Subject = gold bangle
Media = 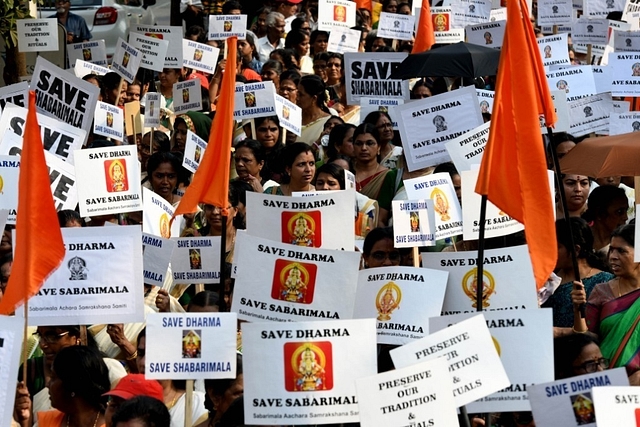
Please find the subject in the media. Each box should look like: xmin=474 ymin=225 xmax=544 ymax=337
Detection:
xmin=126 ymin=350 xmax=138 ymax=361
xmin=572 ymin=327 xmax=587 ymax=334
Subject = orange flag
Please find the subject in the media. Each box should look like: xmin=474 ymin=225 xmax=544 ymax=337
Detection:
xmin=412 ymin=0 xmax=435 ymax=54
xmin=475 ymin=0 xmax=557 ymax=290
xmin=355 ymin=0 xmax=372 ymax=12
xmin=0 ymin=91 xmax=65 ymax=315
xmin=174 ymin=37 xmax=237 ymax=217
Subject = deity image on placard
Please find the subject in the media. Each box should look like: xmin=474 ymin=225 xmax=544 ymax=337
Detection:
xmin=83 ymin=48 xmax=92 ymax=61
xmin=223 ymin=20 xmax=233 ymax=31
xmin=189 ymin=249 xmax=202 ymax=270
xmin=544 ymin=45 xmax=552 ymax=58
xmin=430 ymin=187 xmax=450 ymax=221
xmin=492 ymin=336 xmax=501 ymax=356
xmin=282 ymin=211 xmax=322 ymax=247
xmin=433 ymin=13 xmax=449 ymax=32
xmin=271 ymin=260 xmax=317 ymax=304
xmin=104 ymin=159 xmax=128 ymax=193
xmin=632 ymin=63 xmax=640 ymax=76
xmin=284 ymin=342 xmax=333 ymax=391
xmin=0 ymin=175 xmax=4 ymax=193
xmin=149 ymin=101 xmax=155 ymax=117
xmin=586 ymin=25 xmax=593 ymax=33
xmin=340 ymin=34 xmax=347 ymax=43
xmin=409 ymin=211 xmax=420 ymax=232
xmin=182 ymin=330 xmax=201 ymax=359
xmin=393 ymin=20 xmax=400 ymax=28
xmin=468 ymin=4 xmax=476 ymax=13
xmin=378 ymin=105 xmax=388 ymax=113
xmin=122 ymin=51 xmax=130 ymax=68
xmin=633 ymin=121 xmax=640 ymax=132
xmin=606 ymin=0 xmax=615 ymax=7
xmin=334 ymin=5 xmax=347 ymax=22
xmin=283 ymin=105 xmax=291 ymax=120
xmin=182 ymin=88 xmax=190 ymax=103
xmin=462 ymin=267 xmax=495 ymax=309
xmin=106 ymin=112 xmax=114 ymax=128
xmin=583 ymin=106 xmax=593 ymax=117
xmin=159 ymin=213 xmax=171 ymax=238
xmin=194 ymin=145 xmax=202 ymax=163
xmin=484 ymin=31 xmax=493 ymax=45
xmin=480 ymin=100 xmax=490 ymax=113
xmin=626 ymin=38 xmax=633 ymax=47
xmin=193 ymin=49 xmax=203 ymax=62
xmin=244 ymin=92 xmax=257 ymax=108
xmin=570 ymin=393 xmax=595 ymax=425
xmin=375 ymin=281 xmax=402 ymax=321
xmin=556 ymin=79 xmax=569 ymax=93
xmin=433 ymin=115 xmax=448 ymax=132
xmin=552 ymin=5 xmax=559 ymax=13
xmin=68 ymin=256 xmax=88 ymax=280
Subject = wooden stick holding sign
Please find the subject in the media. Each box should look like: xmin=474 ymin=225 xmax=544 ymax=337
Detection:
xmin=185 ymin=380 xmax=193 ymax=427
xmin=250 ymin=119 xmax=256 ymax=140
xmin=587 ymin=44 xmax=592 ymax=64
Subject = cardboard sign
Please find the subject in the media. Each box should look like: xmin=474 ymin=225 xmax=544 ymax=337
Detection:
xmin=0 ymin=316 xmax=23 ymax=427
xmin=173 ymin=79 xmax=202 ymax=114
xmin=610 ymin=51 xmax=640 ymax=96
xmin=613 ymin=99 xmax=631 ymax=112
xmin=142 ymin=233 xmax=176 ymax=287
xmin=378 ymin=12 xmax=416 ymax=40
xmin=567 ymin=92 xmax=611 ymax=137
xmin=476 ymin=89 xmax=494 ymax=114
xmin=0 ymin=82 xmax=28 ymax=111
xmin=352 ymin=266 xmax=447 ymax=345
xmin=430 ymin=309 xmax=554 ymax=412
xmin=242 ymin=319 xmax=377 ymax=425
xmin=129 ymin=32 xmax=170 ymax=72
xmin=144 ymin=92 xmax=161 ymax=128
xmin=234 ymin=81 xmax=277 ymax=119
xmin=0 ymin=156 xmax=19 ymax=224
xmin=540 ymin=90 xmax=571 ymax=133
xmin=444 ymin=121 xmax=490 ymax=172
xmin=391 ymin=199 xmax=437 ymax=248
xmin=585 ymin=0 xmax=624 ymax=17
xmin=73 ymin=59 xmax=110 ymax=78
xmin=537 ymin=33 xmax=571 ymax=67
xmin=145 ymin=312 xmax=238 ymax=379
xmin=572 ymin=19 xmax=609 ymax=44
xmin=183 ymin=39 xmax=220 ymax=75
xmin=68 ymin=40 xmax=108 ymax=68
xmin=245 ymin=191 xmax=356 ymax=250
xmin=528 ymin=368 xmax=629 ymax=427
xmin=0 ymin=210 xmax=8 ymax=231
xmin=592 ymin=66 xmax=612 ymax=93
xmin=613 ymin=30 xmax=640 ymax=51
xmin=327 ymin=28 xmax=361 ymax=54
xmin=275 ymin=94 xmax=302 ymax=136
xmin=93 ymin=101 xmax=125 ymax=141
xmin=610 ymin=111 xmax=640 ymax=135
xmin=344 ymin=52 xmax=409 ymax=105
xmin=30 ymin=56 xmax=100 ymax=134
xmin=17 ymin=19 xmax=58 ymax=52
xmin=397 ymin=86 xmax=484 ymax=171
xmin=112 ymin=38 xmax=143 ymax=84
xmin=208 ymin=14 xmax=247 ymax=40
xmin=538 ymin=0 xmax=573 ymax=25
xmin=592 ymin=386 xmax=640 ymax=427
xmin=451 ymin=0 xmax=492 ymax=27
xmin=391 ymin=314 xmax=510 ymax=407
xmin=231 ymin=232 xmax=361 ymax=323
xmin=421 ymin=245 xmax=539 ymax=315
xmin=466 ymin=20 xmax=506 ymax=49
xmin=19 ymin=226 xmax=144 ymax=326
xmin=318 ymin=0 xmax=357 ymax=31
xmin=356 ymin=358 xmax=458 ymax=427
xmin=431 ymin=7 xmax=465 ymax=44
xmin=359 ymin=97 xmax=403 ymax=130
xmin=183 ymin=130 xmax=207 ymax=173
xmin=546 ymin=66 xmax=597 ymax=102
xmin=132 ymin=25 xmax=183 ymax=68
xmin=170 ymin=236 xmax=222 ymax=284
xmin=142 ymin=187 xmax=182 ymax=238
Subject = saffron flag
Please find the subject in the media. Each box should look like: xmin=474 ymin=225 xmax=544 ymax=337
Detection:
xmin=355 ymin=0 xmax=372 ymax=12
xmin=412 ymin=0 xmax=435 ymax=54
xmin=0 ymin=91 xmax=65 ymax=315
xmin=475 ymin=0 xmax=557 ymax=289
xmin=174 ymin=37 xmax=237 ymax=217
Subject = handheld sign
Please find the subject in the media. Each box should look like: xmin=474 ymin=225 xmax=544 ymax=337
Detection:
xmin=327 ymin=28 xmax=361 ymax=54
xmin=431 ymin=7 xmax=465 ymax=44
xmin=540 ymin=90 xmax=571 ymax=134
xmin=476 ymin=89 xmax=494 ymax=114
xmin=344 ymin=52 xmax=409 ymax=105
xmin=444 ymin=121 xmax=491 ymax=172
xmin=93 ymin=101 xmax=125 ymax=141
xmin=572 ymin=19 xmax=609 ymax=44
xmin=68 ymin=40 xmax=108 ymax=68
xmin=234 ymin=81 xmax=277 ymax=120
xmin=242 ymin=319 xmax=377 ymax=425
xmin=0 ymin=316 xmax=23 ymax=427
xmin=610 ymin=52 xmax=640 ymax=96
xmin=208 ymin=14 xmax=247 ymax=40
xmin=129 ymin=32 xmax=170 ymax=72
xmin=391 ymin=199 xmax=437 ymax=248
xmin=567 ymin=93 xmax=612 ymax=137
xmin=592 ymin=386 xmax=640 ymax=427
xmin=142 ymin=233 xmax=176 ymax=287
xmin=173 ymin=79 xmax=202 ymax=114
xmin=613 ymin=30 xmax=640 ymax=51
xmin=592 ymin=66 xmax=612 ymax=94
xmin=391 ymin=314 xmax=511 ymax=407
xmin=0 ymin=81 xmax=28 ymax=110
xmin=353 ymin=266 xmax=448 ymax=345
xmin=73 ymin=59 xmax=110 ymax=78
xmin=359 ymin=97 xmax=402 ymax=130
xmin=0 ymin=156 xmax=19 ymax=224
xmin=144 ymin=92 xmax=161 ymax=128
xmin=609 ymin=111 xmax=640 ymax=135
xmin=170 ymin=236 xmax=222 ymax=284
xmin=318 ymin=0 xmax=357 ymax=31
xmin=19 ymin=225 xmax=144 ymax=326
xmin=17 ymin=18 xmax=58 ymax=52
xmin=537 ymin=0 xmax=573 ymax=25
xmin=356 ymin=358 xmax=458 ymax=427
xmin=112 ymin=38 xmax=143 ymax=83
xmin=183 ymin=130 xmax=207 ymax=173
xmin=377 ymin=12 xmax=416 ymax=40
xmin=183 ymin=39 xmax=220 ymax=75
xmin=451 ymin=0 xmax=492 ymax=27
xmin=132 ymin=25 xmax=183 ymax=68
xmin=275 ymin=94 xmax=302 ymax=136
xmin=546 ymin=65 xmax=597 ymax=102
xmin=142 ymin=187 xmax=182 ymax=238
xmin=466 ymin=20 xmax=506 ymax=49
xmin=231 ymin=232 xmax=361 ymax=323
xmin=537 ymin=33 xmax=571 ymax=67
xmin=585 ymin=0 xmax=624 ymax=17
xmin=145 ymin=312 xmax=237 ymax=380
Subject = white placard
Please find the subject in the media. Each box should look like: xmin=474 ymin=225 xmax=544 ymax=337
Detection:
xmin=543 ymin=90 xmax=572 ymax=132
xmin=391 ymin=314 xmax=510 ymax=407
xmin=0 ymin=81 xmax=28 ymax=111
xmin=614 ymin=30 xmax=640 ymax=52
xmin=623 ymin=0 xmax=640 ymax=21
xmin=404 ymin=173 xmax=463 ymax=239
xmin=234 ymin=81 xmax=277 ymax=120
xmin=567 ymin=92 xmax=612 ymax=137
xmin=421 ymin=245 xmax=539 ymax=315
xmin=73 ymin=59 xmax=110 ymax=78
xmin=476 ymin=89 xmax=494 ymax=113
xmin=182 ymin=130 xmax=207 ymax=173
xmin=182 ymin=39 xmax=220 ymax=74
xmin=142 ymin=233 xmax=176 ymax=287
xmin=231 ymin=232 xmax=360 ymax=323
xmin=93 ymin=101 xmax=124 ymax=141
xmin=432 ymin=7 xmax=466 ymax=44
xmin=275 ymin=94 xmax=302 ymax=136
xmin=356 ymin=358 xmax=458 ymax=427
xmin=451 ymin=0 xmax=492 ymax=28
xmin=353 ymin=266 xmax=447 ymax=345
xmin=397 ymin=86 xmax=483 ymax=171
xmin=592 ymin=66 xmax=613 ymax=93
xmin=610 ymin=51 xmax=640 ymax=96
xmin=546 ymin=65 xmax=597 ymax=101
xmin=318 ymin=0 xmax=357 ymax=31
xmin=585 ymin=0 xmax=624 ymax=17
xmin=359 ymin=97 xmax=403 ymax=130
xmin=538 ymin=0 xmax=574 ymax=25
xmin=208 ymin=14 xmax=248 ymax=40
xmin=613 ymin=99 xmax=631 ymax=112
xmin=572 ymin=19 xmax=609 ymax=44
xmin=144 ymin=92 xmax=161 ymax=128
xmin=430 ymin=309 xmax=554 ymax=412
xmin=68 ymin=40 xmax=108 ymax=68
xmin=444 ymin=121 xmax=490 ymax=172
xmin=142 ymin=187 xmax=182 ymax=238
xmin=145 ymin=312 xmax=237 ymax=379
xmin=378 ymin=12 xmax=416 ymax=40
xmin=132 ymin=25 xmax=183 ymax=68
xmin=17 ymin=18 xmax=58 ymax=52
xmin=538 ymin=33 xmax=571 ymax=67
xmin=391 ymin=199 xmax=437 ymax=247
xmin=129 ymin=32 xmax=170 ymax=72
xmin=31 ymin=56 xmax=100 ymax=135
xmin=19 ymin=226 xmax=144 ymax=326
xmin=173 ymin=79 xmax=202 ymax=114
xmin=592 ymin=386 xmax=640 ymax=427
xmin=466 ymin=20 xmax=506 ymax=49
xmin=609 ymin=111 xmax=640 ymax=135
xmin=344 ymin=52 xmax=409 ymax=105
xmin=170 ymin=236 xmax=222 ymax=284
xmin=0 ymin=156 xmax=19 ymax=224
xmin=0 ymin=316 xmax=23 ymax=427
xmin=327 ymin=28 xmax=361 ymax=53
xmin=242 ymin=319 xmax=377 ymax=425
xmin=112 ymin=38 xmax=143 ymax=84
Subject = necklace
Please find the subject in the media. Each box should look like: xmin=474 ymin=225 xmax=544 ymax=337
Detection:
xmin=66 ymin=412 xmax=100 ymax=427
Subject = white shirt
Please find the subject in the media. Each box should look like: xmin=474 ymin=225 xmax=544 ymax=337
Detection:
xmin=257 ymin=36 xmax=285 ymax=63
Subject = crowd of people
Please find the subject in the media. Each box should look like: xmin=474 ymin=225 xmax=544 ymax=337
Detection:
xmin=3 ymin=0 xmax=640 ymax=426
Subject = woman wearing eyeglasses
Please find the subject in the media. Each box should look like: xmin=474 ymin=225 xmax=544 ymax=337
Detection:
xmin=582 ymin=185 xmax=629 ymax=255
xmin=362 ymin=111 xmax=403 ymax=169
xmin=200 ymin=185 xmax=244 ymax=263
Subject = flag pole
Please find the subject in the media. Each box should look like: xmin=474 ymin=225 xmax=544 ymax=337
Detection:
xmin=475 ymin=195 xmax=489 ymax=311
xmin=219 ymin=215 xmax=227 ymax=311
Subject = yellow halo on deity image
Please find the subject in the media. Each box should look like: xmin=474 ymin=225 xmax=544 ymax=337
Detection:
xmin=159 ymin=213 xmax=171 ymax=238
xmin=0 ymin=174 xmax=4 ymax=193
xmin=287 ymin=213 xmax=316 ymax=246
xmin=430 ymin=187 xmax=451 ymax=221
xmin=375 ymin=281 xmax=402 ymax=321
xmin=461 ymin=268 xmax=496 ymax=309
xmin=492 ymin=335 xmax=501 ymax=356
xmin=280 ymin=262 xmax=309 ymax=286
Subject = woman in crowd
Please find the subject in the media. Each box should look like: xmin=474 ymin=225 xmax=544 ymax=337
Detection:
xmin=277 ymin=69 xmax=301 ymax=103
xmin=269 ymin=49 xmax=299 ymax=72
xmin=363 ymin=111 xmax=402 ymax=169
xmin=309 ymin=30 xmax=329 ymax=56
xmin=196 ymin=354 xmax=243 ymax=427
xmin=200 ymin=184 xmax=244 ymax=262
xmin=265 ymin=143 xmax=315 ymax=196
xmin=325 ymin=123 xmax=356 ymax=164
xmin=158 ymin=68 xmax=182 ymax=111
xmin=554 ymin=333 xmax=607 ymax=379
xmin=188 ymin=290 xmax=221 ymax=313
xmin=147 ymin=152 xmax=183 ymax=206
xmin=285 ymin=29 xmax=313 ymax=74
xmin=172 ymin=111 xmax=212 ymax=153
xmin=411 ymin=79 xmax=432 ymax=99
xmin=312 ymin=52 xmax=329 ymax=82
xmin=101 ymin=72 xmax=126 ymax=107
xmin=250 ymin=6 xmax=270 ymax=38
xmin=140 ymin=131 xmax=171 ymax=187
xmin=260 ymin=59 xmax=283 ymax=91
xmin=325 ymin=53 xmax=343 ymax=94
xmin=582 ymin=185 xmax=629 ymax=254
xmin=556 ymin=174 xmax=590 ymax=218
xmin=240 ymin=31 xmax=263 ymax=74
xmin=234 ymin=139 xmax=266 ymax=193
xmin=297 ymin=75 xmax=331 ymax=144
xmin=365 ymin=30 xmax=389 ymax=52
xmin=253 ymin=116 xmax=285 ymax=183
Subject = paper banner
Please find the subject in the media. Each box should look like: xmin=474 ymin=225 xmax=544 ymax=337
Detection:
xmin=0 ymin=82 xmax=28 ymax=110
xmin=327 ymin=28 xmax=361 ymax=54
xmin=567 ymin=92 xmax=612 ymax=137
xmin=610 ymin=51 xmax=640 ymax=96
xmin=391 ymin=199 xmax=437 ymax=247
xmin=476 ymin=89 xmax=494 ymax=114
xmin=609 ymin=111 xmax=640 ymax=135
xmin=170 ymin=236 xmax=222 ymax=284
xmin=142 ymin=233 xmax=176 ymax=287
xmin=538 ymin=0 xmax=574 ymax=25
xmin=546 ymin=65 xmax=597 ymax=102
xmin=572 ymin=19 xmax=609 ymax=44
xmin=592 ymin=386 xmax=640 ymax=427
xmin=234 ymin=81 xmax=277 ymax=120
xmin=444 ymin=121 xmax=490 ymax=172
xmin=359 ymin=97 xmax=403 ymax=130
xmin=73 ymin=59 xmax=110 ymax=78
xmin=537 ymin=33 xmax=571 ymax=67
xmin=0 ymin=156 xmax=19 ymax=224
xmin=466 ymin=20 xmax=506 ymax=49
xmin=144 ymin=92 xmax=161 ymax=128
xmin=540 ymin=90 xmax=571 ymax=134
xmin=344 ymin=52 xmax=409 ymax=105
xmin=275 ymin=94 xmax=302 ymax=136
xmin=17 ymin=18 xmax=58 ymax=52
xmin=431 ymin=7 xmax=465 ymax=44
xmin=132 ymin=25 xmax=183 ymax=68
xmin=68 ymin=40 xmax=108 ymax=68
xmin=93 ymin=101 xmax=125 ymax=141
xmin=378 ymin=12 xmax=416 ymax=40
xmin=451 ymin=0 xmax=492 ymax=27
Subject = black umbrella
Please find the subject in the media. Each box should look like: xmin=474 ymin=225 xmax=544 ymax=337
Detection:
xmin=389 ymin=42 xmax=501 ymax=79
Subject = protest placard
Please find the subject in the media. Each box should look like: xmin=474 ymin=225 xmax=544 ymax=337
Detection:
xmin=528 ymin=368 xmax=629 ymax=427
xmin=431 ymin=7 xmax=465 ymax=43
xmin=404 ymin=173 xmax=463 ymax=239
xmin=231 ymin=232 xmax=360 ymax=323
xmin=73 ymin=59 xmax=110 ymax=78
xmin=451 ymin=0 xmax=492 ymax=27
xmin=539 ymin=90 xmax=570 ymax=134
xmin=182 ymin=130 xmax=207 ymax=173
xmin=0 ymin=210 xmax=8 ymax=231
xmin=208 ymin=14 xmax=247 ymax=39
xmin=421 ymin=245 xmax=539 ymax=315
xmin=609 ymin=112 xmax=640 ymax=135
xmin=476 ymin=89 xmax=494 ymax=114
xmin=17 ymin=18 xmax=58 ymax=52
xmin=129 ymin=32 xmax=169 ymax=72
xmin=275 ymin=94 xmax=302 ymax=136
xmin=397 ymin=86 xmax=483 ymax=171
xmin=173 ymin=79 xmax=202 ymax=114
xmin=378 ymin=12 xmax=416 ymax=40
xmin=318 ymin=0 xmax=357 ymax=31
xmin=391 ymin=199 xmax=437 ymax=248
xmin=242 ymin=318 xmax=377 ymax=425
xmin=546 ymin=66 xmax=597 ymax=101
xmin=142 ymin=187 xmax=182 ymax=238
xmin=444 ymin=121 xmax=490 ymax=172
xmin=353 ymin=266 xmax=447 ymax=345
xmin=132 ymin=25 xmax=183 ymax=68
xmin=146 ymin=312 xmax=237 ymax=379
xmin=142 ymin=233 xmax=176 ymax=287
xmin=0 ymin=156 xmax=19 ymax=224
xmin=568 ymin=93 xmax=612 ymax=136
xmin=234 ymin=81 xmax=277 ymax=120
xmin=245 ymin=190 xmax=355 ymax=250
xmin=0 ymin=82 xmax=28 ymax=111
xmin=93 ymin=101 xmax=124 ymax=141
xmin=430 ymin=309 xmax=554 ymax=412
xmin=112 ymin=38 xmax=143 ymax=84
xmin=592 ymin=386 xmax=640 ymax=427
xmin=73 ymin=145 xmax=141 ymax=217
xmin=538 ymin=0 xmax=573 ymax=25
xmin=170 ymin=236 xmax=221 ymax=284
xmin=613 ymin=99 xmax=631 ymax=112
xmin=359 ymin=97 xmax=402 ymax=129
xmin=537 ymin=33 xmax=571 ymax=67
xmin=623 ymin=0 xmax=640 ymax=21
xmin=327 ymin=28 xmax=361 ymax=54
xmin=124 ymin=101 xmax=142 ymax=138
xmin=490 ymin=7 xmax=508 ymax=20
xmin=610 ymin=51 xmax=640 ymax=96
xmin=0 ymin=316 xmax=23 ymax=427
xmin=466 ymin=20 xmax=506 ymax=49
xmin=183 ymin=39 xmax=220 ymax=75
xmin=68 ymin=40 xmax=107 ymax=68
xmin=585 ymin=0 xmax=624 ymax=17
xmin=31 ymin=56 xmax=100 ymax=135
xmin=613 ymin=30 xmax=640 ymax=51
xmin=391 ymin=314 xmax=510 ymax=407
xmin=144 ymin=93 xmax=161 ymax=128
xmin=356 ymin=358 xmax=458 ymax=427
xmin=572 ymin=19 xmax=609 ymax=44
xmin=592 ymin=66 xmax=612 ymax=93
xmin=19 ymin=225 xmax=144 ymax=326
xmin=344 ymin=52 xmax=409 ymax=105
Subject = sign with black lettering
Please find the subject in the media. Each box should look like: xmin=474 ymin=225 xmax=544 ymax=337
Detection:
xmin=183 ymin=39 xmax=220 ymax=75
xmin=327 ymin=28 xmax=361 ymax=53
xmin=234 ymin=81 xmax=276 ymax=119
xmin=537 ymin=0 xmax=573 ymax=25
xmin=467 ymin=20 xmax=506 ymax=49
xmin=0 ymin=156 xmax=19 ymax=224
xmin=476 ymin=89 xmax=494 ymax=114
xmin=142 ymin=187 xmax=183 ymax=238
xmin=93 ymin=101 xmax=124 ymax=141
xmin=129 ymin=32 xmax=169 ymax=72
xmin=0 ymin=82 xmax=28 ymax=112
xmin=377 ymin=12 xmax=415 ymax=40
xmin=73 ymin=59 xmax=110 ymax=78
xmin=451 ymin=0 xmax=492 ymax=27
xmin=170 ymin=236 xmax=221 ymax=284
xmin=567 ymin=92 xmax=611 ymax=137
xmin=391 ymin=199 xmax=437 ymax=248
xmin=431 ymin=7 xmax=465 ymax=44
xmin=609 ymin=111 xmax=640 ymax=135
xmin=173 ymin=79 xmax=202 ymax=114
xmin=592 ymin=386 xmax=640 ymax=427
xmin=68 ymin=40 xmax=107 ymax=68
xmin=142 ymin=233 xmax=176 ymax=287
xmin=572 ymin=19 xmax=609 ymax=44
xmin=208 ymin=14 xmax=248 ymax=40
xmin=182 ymin=130 xmax=207 ymax=173
xmin=112 ymin=38 xmax=143 ymax=84
xmin=0 ymin=316 xmax=23 ymax=427
xmin=17 ymin=18 xmax=58 ymax=52
xmin=537 ymin=33 xmax=571 ymax=67
xmin=444 ymin=121 xmax=490 ymax=172
xmin=584 ymin=0 xmax=624 ymax=18
xmin=610 ymin=52 xmax=640 ymax=96
xmin=131 ymin=25 xmax=183 ymax=68
xmin=546 ymin=65 xmax=597 ymax=102
xmin=318 ymin=0 xmax=357 ymax=31
xmin=344 ymin=52 xmax=409 ymax=105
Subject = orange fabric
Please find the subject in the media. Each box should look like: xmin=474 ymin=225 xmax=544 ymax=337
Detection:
xmin=37 ymin=410 xmax=65 ymax=427
xmin=0 ymin=92 xmax=65 ymax=315
xmin=475 ymin=0 xmax=557 ymax=290
xmin=412 ymin=0 xmax=435 ymax=54
xmin=355 ymin=0 xmax=373 ymax=12
xmin=174 ymin=37 xmax=237 ymax=218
